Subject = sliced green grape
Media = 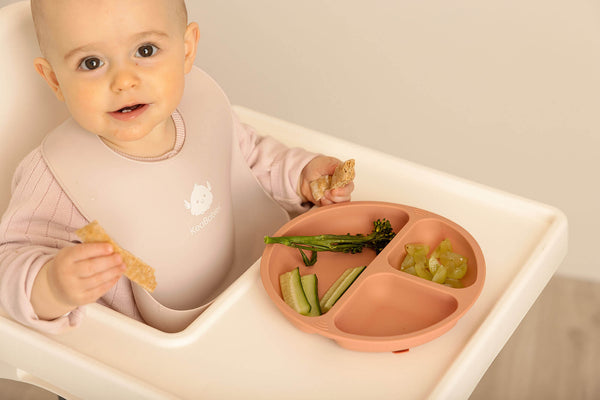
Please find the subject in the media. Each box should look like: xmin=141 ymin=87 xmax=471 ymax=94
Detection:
xmin=444 ymin=278 xmax=464 ymax=288
xmin=448 ymin=259 xmax=467 ymax=279
xmin=400 ymin=253 xmax=415 ymax=270
xmin=399 ymin=239 xmax=468 ymax=286
xmin=428 ymin=255 xmax=442 ymax=275
xmin=432 ymin=264 xmax=448 ymax=284
xmin=406 ymin=243 xmax=429 ymax=257
xmin=439 ymin=238 xmax=452 ymax=253
xmin=415 ymin=260 xmax=433 ymax=280
xmin=403 ymin=265 xmax=417 ymax=276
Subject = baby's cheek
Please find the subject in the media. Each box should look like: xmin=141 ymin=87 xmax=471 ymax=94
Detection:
xmin=63 ymin=88 xmax=96 ymax=114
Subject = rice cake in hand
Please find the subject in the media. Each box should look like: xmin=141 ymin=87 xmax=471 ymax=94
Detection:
xmin=76 ymin=221 xmax=157 ymax=292
xmin=310 ymin=159 xmax=355 ymax=201
xmin=330 ymin=159 xmax=355 ymax=190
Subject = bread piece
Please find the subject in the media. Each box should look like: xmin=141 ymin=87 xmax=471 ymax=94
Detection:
xmin=76 ymin=221 xmax=157 ymax=292
xmin=309 ymin=175 xmax=331 ymax=201
xmin=330 ymin=159 xmax=355 ymax=190
xmin=309 ymin=159 xmax=355 ymax=201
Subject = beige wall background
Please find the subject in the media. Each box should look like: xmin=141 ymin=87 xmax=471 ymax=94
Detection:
xmin=1 ymin=0 xmax=597 ymax=282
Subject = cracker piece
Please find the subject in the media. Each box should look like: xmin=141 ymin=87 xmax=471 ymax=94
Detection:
xmin=330 ymin=159 xmax=355 ymax=190
xmin=310 ymin=175 xmax=331 ymax=201
xmin=309 ymin=159 xmax=355 ymax=201
xmin=76 ymin=221 xmax=157 ymax=292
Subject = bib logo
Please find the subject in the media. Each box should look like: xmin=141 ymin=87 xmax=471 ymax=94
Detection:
xmin=184 ymin=182 xmax=213 ymax=216
xmin=185 ymin=182 xmax=221 ymax=235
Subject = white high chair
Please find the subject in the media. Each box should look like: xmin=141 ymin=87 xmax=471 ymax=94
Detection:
xmin=0 ymin=1 xmax=568 ymax=399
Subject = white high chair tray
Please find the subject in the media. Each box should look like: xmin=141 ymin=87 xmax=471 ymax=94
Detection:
xmin=0 ymin=107 xmax=567 ymax=400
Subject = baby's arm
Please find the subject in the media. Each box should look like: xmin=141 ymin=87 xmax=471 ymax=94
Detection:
xmin=234 ymin=113 xmax=354 ymax=210
xmin=0 ymin=149 xmax=124 ymax=331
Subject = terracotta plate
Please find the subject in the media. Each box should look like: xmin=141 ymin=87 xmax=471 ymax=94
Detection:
xmin=260 ymin=201 xmax=486 ymax=352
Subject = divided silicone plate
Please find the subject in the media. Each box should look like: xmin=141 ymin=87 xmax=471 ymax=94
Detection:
xmin=260 ymin=201 xmax=486 ymax=352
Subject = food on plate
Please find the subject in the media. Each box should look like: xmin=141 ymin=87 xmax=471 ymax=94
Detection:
xmin=300 ymin=274 xmax=321 ymax=316
xmin=265 ymin=218 xmax=395 ymax=266
xmin=76 ymin=220 xmax=157 ymax=292
xmin=399 ymin=239 xmax=467 ymax=287
xmin=279 ymin=266 xmax=366 ymax=316
xmin=279 ymin=267 xmax=311 ymax=315
xmin=319 ymin=266 xmax=365 ymax=313
xmin=310 ymin=159 xmax=355 ymax=201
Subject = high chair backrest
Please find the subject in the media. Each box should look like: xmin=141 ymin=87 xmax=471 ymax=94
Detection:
xmin=0 ymin=1 xmax=69 ymax=211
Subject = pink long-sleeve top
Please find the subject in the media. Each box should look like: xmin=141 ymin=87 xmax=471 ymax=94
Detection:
xmin=0 ymin=110 xmax=315 ymax=334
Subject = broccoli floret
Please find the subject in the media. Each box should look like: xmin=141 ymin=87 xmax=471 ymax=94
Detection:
xmin=264 ymin=218 xmax=396 ymax=266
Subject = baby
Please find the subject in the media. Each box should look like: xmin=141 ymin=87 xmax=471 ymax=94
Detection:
xmin=0 ymin=0 xmax=354 ymax=333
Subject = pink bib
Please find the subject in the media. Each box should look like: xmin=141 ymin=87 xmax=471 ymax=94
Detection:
xmin=42 ymin=67 xmax=289 ymax=332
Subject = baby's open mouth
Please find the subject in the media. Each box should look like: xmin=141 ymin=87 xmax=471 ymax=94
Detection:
xmin=109 ymin=103 xmax=149 ymax=120
xmin=117 ymin=104 xmax=144 ymax=113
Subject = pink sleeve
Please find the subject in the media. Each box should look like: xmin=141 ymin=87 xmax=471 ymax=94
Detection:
xmin=0 ymin=148 xmax=87 ymax=333
xmin=233 ymin=113 xmax=317 ymax=214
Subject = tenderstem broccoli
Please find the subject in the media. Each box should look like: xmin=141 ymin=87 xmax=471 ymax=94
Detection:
xmin=264 ymin=218 xmax=396 ymax=266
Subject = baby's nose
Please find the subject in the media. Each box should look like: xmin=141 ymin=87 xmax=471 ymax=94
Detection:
xmin=110 ymin=67 xmax=140 ymax=93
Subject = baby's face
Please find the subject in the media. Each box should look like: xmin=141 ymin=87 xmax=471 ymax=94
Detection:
xmin=35 ymin=0 xmax=197 ymax=150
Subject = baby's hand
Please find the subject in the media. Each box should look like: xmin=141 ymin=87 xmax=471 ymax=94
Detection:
xmin=34 ymin=243 xmax=125 ymax=319
xmin=300 ymin=156 xmax=355 ymax=206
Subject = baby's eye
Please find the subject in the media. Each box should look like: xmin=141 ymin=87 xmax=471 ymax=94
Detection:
xmin=79 ymin=57 xmax=104 ymax=71
xmin=136 ymin=44 xmax=159 ymax=58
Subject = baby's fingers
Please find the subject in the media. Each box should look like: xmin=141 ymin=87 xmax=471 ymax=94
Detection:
xmin=81 ymin=264 xmax=125 ymax=300
xmin=326 ymin=181 xmax=355 ymax=203
xmin=68 ymin=242 xmax=114 ymax=261
xmin=77 ymin=252 xmax=123 ymax=278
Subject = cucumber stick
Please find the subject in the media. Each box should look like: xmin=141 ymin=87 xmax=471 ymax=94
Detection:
xmin=280 ymin=267 xmax=311 ymax=315
xmin=300 ymin=274 xmax=321 ymax=316
xmin=319 ymin=266 xmax=366 ymax=313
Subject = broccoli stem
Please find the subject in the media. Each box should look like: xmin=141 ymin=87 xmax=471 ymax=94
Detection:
xmin=264 ymin=219 xmax=396 ymax=266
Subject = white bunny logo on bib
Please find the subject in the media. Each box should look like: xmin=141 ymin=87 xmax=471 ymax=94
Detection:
xmin=184 ymin=182 xmax=213 ymax=216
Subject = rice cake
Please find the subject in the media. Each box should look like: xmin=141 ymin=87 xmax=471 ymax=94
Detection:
xmin=76 ymin=221 xmax=157 ymax=292
xmin=310 ymin=159 xmax=355 ymax=201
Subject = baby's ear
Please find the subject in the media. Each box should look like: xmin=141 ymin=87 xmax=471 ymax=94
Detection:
xmin=33 ymin=57 xmax=64 ymax=101
xmin=183 ymin=22 xmax=200 ymax=73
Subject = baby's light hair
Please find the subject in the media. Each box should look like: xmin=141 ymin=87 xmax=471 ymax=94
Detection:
xmin=30 ymin=0 xmax=189 ymax=56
